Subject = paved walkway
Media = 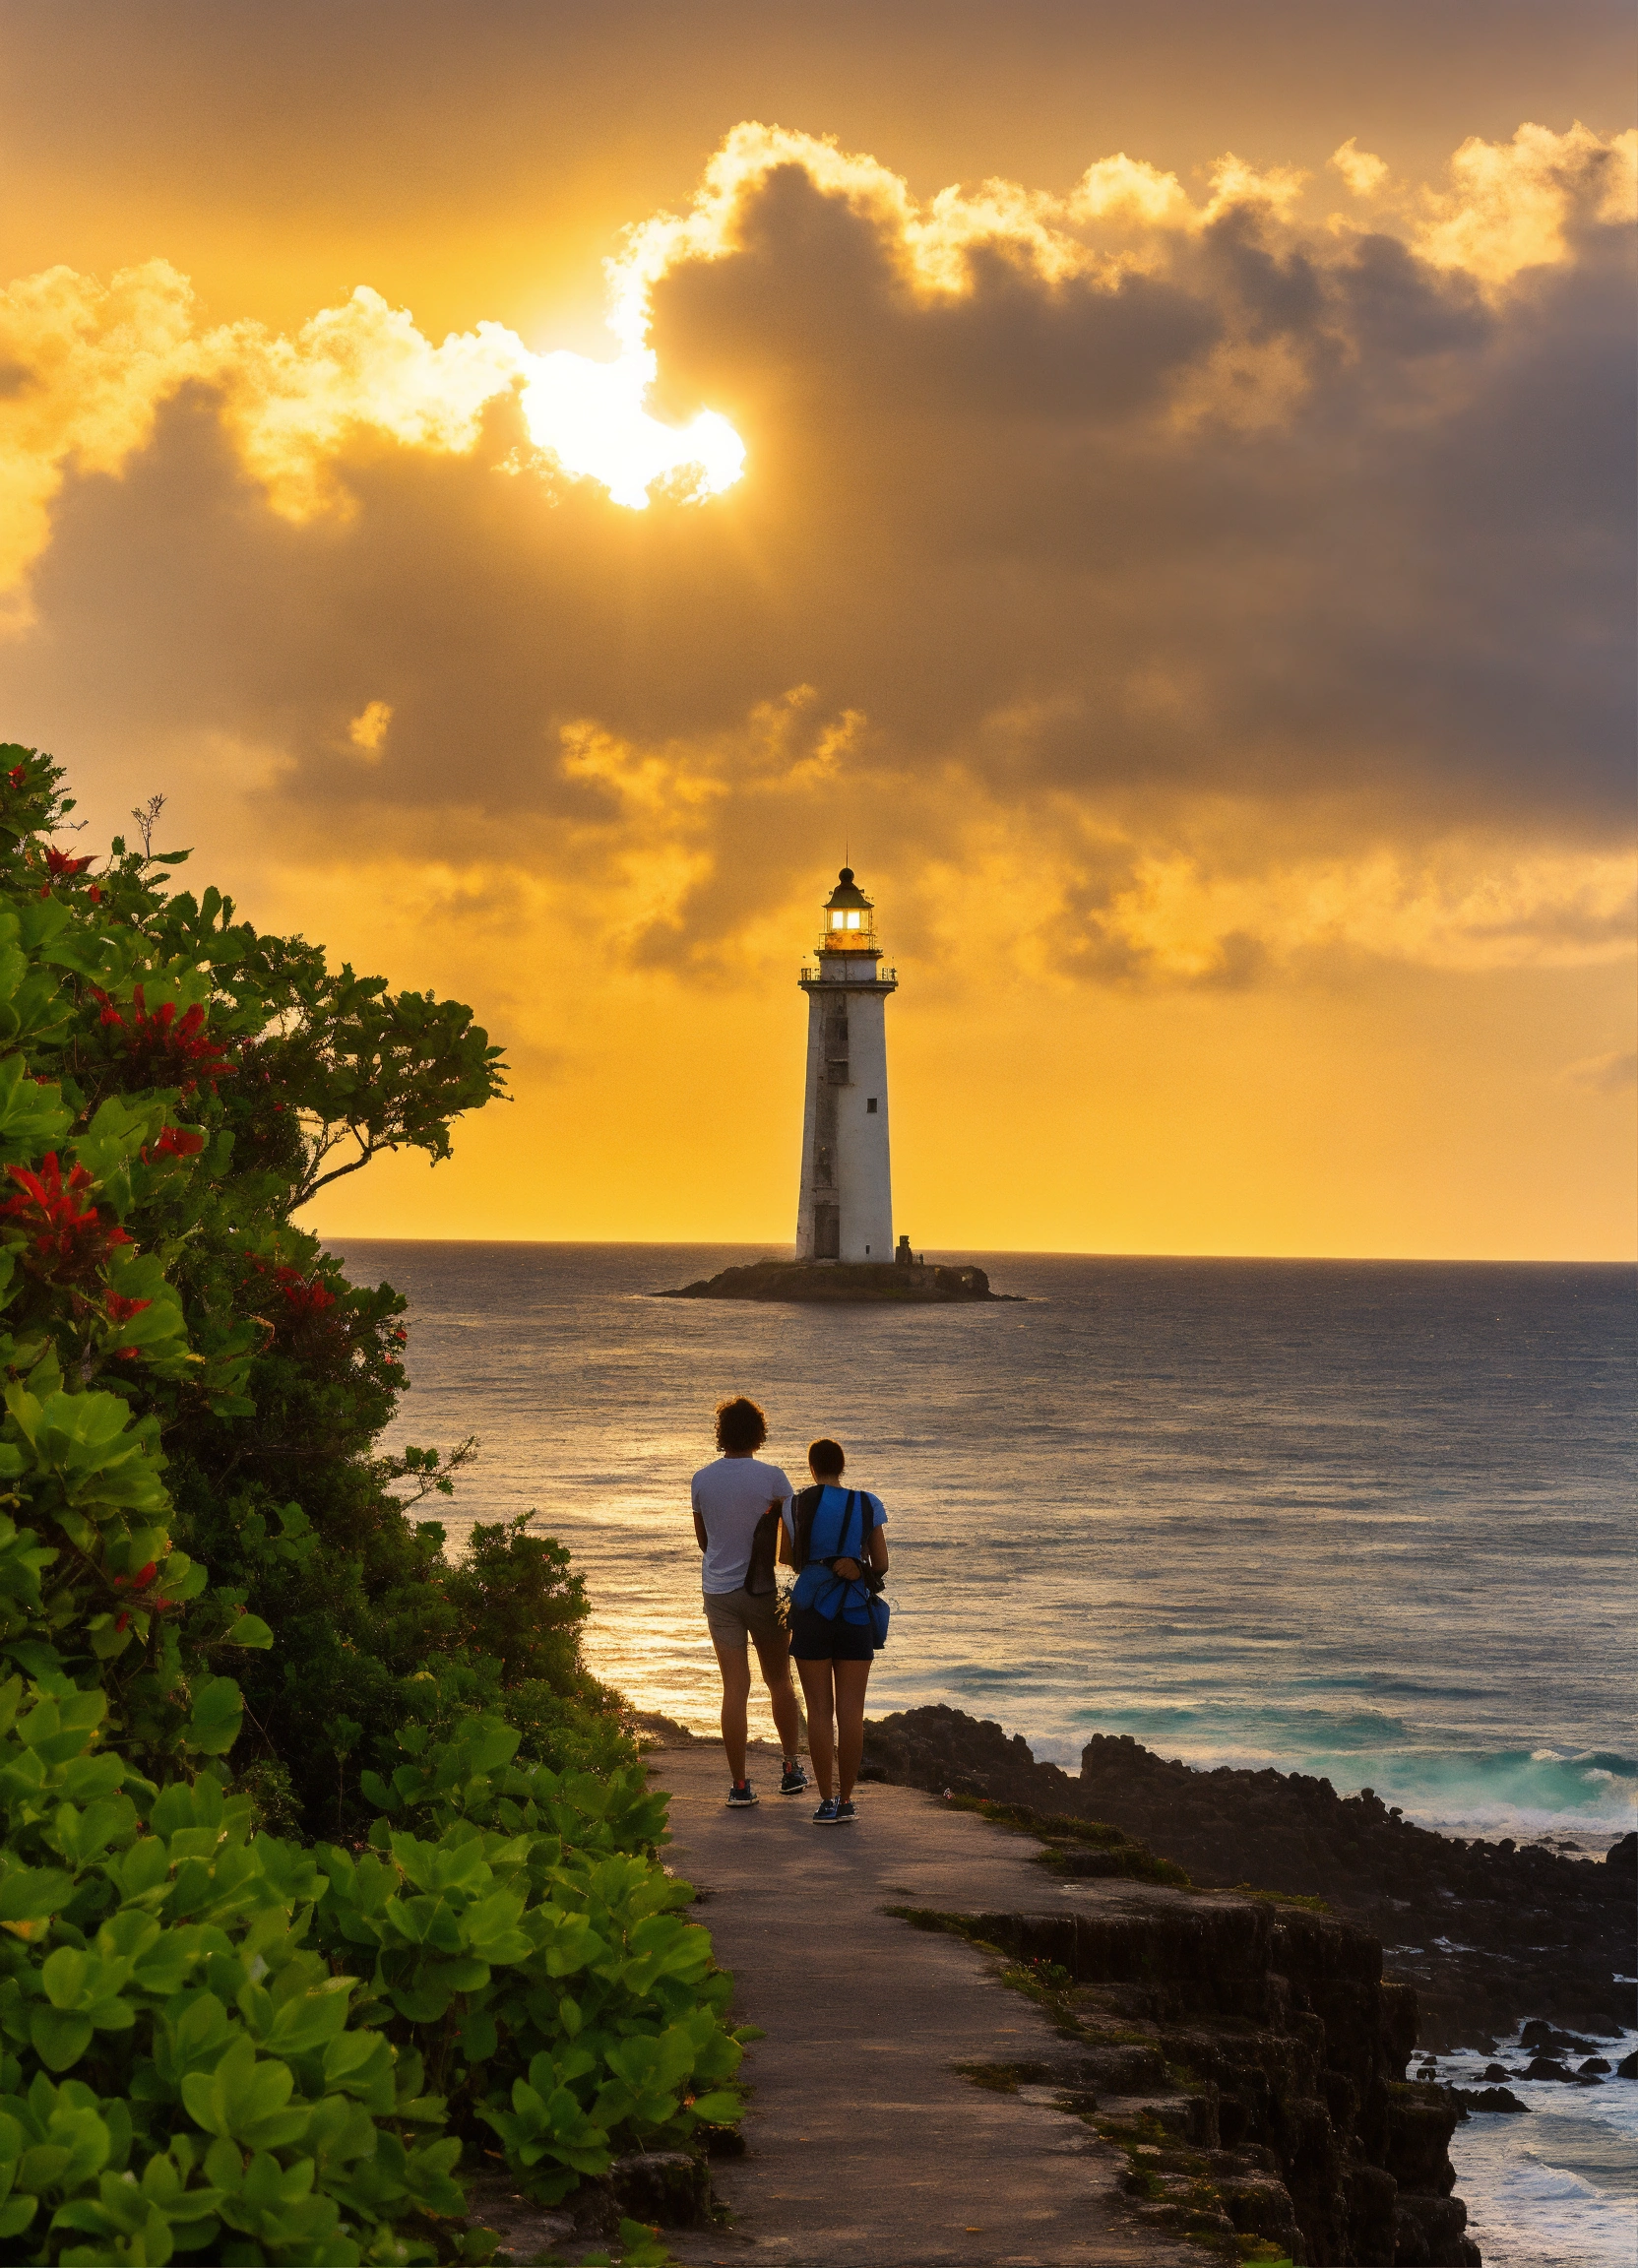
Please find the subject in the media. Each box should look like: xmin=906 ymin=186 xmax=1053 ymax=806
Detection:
xmin=653 ymin=1737 xmax=1196 ymax=2268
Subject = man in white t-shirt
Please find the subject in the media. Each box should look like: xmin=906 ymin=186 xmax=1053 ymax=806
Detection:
xmin=691 ymin=1395 xmax=807 ymax=1806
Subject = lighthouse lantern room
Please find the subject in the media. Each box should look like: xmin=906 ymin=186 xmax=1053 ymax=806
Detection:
xmin=795 ymin=867 xmax=897 ymax=1263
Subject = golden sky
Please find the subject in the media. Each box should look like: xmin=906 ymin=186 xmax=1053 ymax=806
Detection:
xmin=1 ymin=0 xmax=1633 ymax=1259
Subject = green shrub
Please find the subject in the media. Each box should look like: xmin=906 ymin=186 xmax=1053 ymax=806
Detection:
xmin=0 ymin=1685 xmax=745 ymax=2262
xmin=0 ymin=745 xmax=746 ymax=2260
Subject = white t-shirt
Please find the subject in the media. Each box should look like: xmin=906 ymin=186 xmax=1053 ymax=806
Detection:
xmin=692 ymin=1456 xmax=795 ymax=1595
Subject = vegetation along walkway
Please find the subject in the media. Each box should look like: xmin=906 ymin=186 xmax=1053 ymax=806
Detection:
xmin=650 ymin=1733 xmax=1200 ymax=2268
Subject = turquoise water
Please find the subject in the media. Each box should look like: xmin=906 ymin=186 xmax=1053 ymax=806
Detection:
xmin=325 ymin=1239 xmax=1635 ymax=1848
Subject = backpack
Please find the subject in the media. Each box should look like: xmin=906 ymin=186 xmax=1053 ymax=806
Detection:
xmin=790 ymin=1486 xmax=890 ymax=1647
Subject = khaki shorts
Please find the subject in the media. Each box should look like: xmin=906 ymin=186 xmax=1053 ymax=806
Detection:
xmin=703 ymin=1585 xmax=788 ymax=1656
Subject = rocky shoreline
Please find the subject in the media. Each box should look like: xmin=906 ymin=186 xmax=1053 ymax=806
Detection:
xmin=860 ymin=1705 xmax=1637 ymax=2055
xmin=657 ymin=1256 xmax=1019 ymax=1301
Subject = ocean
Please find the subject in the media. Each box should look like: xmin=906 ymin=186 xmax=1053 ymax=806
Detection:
xmin=325 ymin=1237 xmax=1637 ymax=2263
xmin=329 ymin=1239 xmax=1634 ymax=1846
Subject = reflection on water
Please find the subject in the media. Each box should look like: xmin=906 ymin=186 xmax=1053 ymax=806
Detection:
xmin=325 ymin=1239 xmax=1635 ymax=1842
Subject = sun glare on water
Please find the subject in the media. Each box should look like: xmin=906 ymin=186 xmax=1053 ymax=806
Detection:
xmin=518 ymin=345 xmax=744 ymax=510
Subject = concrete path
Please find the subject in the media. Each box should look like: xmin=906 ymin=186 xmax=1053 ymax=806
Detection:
xmin=652 ymin=1736 xmax=1196 ymax=2268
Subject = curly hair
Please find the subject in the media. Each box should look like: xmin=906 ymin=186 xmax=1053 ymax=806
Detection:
xmin=715 ymin=1395 xmax=768 ymax=1454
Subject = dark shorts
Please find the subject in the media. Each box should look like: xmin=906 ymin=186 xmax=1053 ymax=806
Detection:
xmin=788 ymin=1605 xmax=876 ymax=1663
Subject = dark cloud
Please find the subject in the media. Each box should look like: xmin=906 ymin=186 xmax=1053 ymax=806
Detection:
xmin=1 ymin=134 xmax=1631 ymax=989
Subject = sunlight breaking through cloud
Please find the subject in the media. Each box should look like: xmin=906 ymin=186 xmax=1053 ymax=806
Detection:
xmin=517 ymin=345 xmax=743 ymax=509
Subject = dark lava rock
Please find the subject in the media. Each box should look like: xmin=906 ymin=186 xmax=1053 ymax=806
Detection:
xmin=1214 ymin=2174 xmax=1301 ymax=2247
xmin=658 ymin=1258 xmax=1018 ymax=1302
xmin=858 ymin=1703 xmax=1637 ymax=2053
xmin=1454 ymin=2086 xmax=1529 ymax=2113
xmin=608 ymin=2151 xmax=714 ymax=2229
xmin=1579 ymin=2056 xmax=1613 ymax=2074
xmin=1521 ymin=2019 xmax=1595 ymax=2053
xmin=1521 ymin=2057 xmax=1577 ymax=2081
xmin=1392 ymin=2189 xmax=1480 ymax=2267
xmin=1481 ymin=2063 xmax=1510 ymax=2081
xmin=1615 ymin=2049 xmax=1638 ymax=2078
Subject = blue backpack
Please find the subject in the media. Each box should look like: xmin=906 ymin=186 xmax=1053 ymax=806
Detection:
xmin=789 ymin=1486 xmax=890 ymax=1648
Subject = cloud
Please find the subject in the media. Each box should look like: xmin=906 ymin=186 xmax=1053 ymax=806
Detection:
xmin=1558 ymin=1048 xmax=1638 ymax=1096
xmin=1331 ymin=140 xmax=1390 ymax=199
xmin=346 ymin=700 xmax=393 ymax=758
xmin=1415 ymin=120 xmax=1638 ymax=285
xmin=1 ymin=115 xmax=1632 ymax=1001
xmin=0 ymin=267 xmax=744 ymax=611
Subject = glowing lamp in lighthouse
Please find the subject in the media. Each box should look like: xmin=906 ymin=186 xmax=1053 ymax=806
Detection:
xmin=795 ymin=868 xmax=898 ymax=1263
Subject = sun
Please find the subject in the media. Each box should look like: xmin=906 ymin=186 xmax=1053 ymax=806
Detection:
xmin=518 ymin=343 xmax=744 ymax=510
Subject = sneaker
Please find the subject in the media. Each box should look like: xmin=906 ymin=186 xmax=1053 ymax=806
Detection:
xmin=726 ymin=1781 xmax=758 ymax=1807
xmin=835 ymin=1798 xmax=857 ymax=1824
xmin=811 ymin=1796 xmax=841 ymax=1824
xmin=779 ymin=1760 xmax=809 ymax=1796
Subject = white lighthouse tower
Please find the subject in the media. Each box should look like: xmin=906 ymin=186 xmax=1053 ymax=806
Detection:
xmin=795 ymin=867 xmax=898 ymax=1263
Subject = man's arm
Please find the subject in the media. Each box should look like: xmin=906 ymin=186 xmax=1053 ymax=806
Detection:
xmin=693 ymin=1498 xmax=709 ymax=1553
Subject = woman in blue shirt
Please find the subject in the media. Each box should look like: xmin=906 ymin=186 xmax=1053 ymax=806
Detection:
xmin=781 ymin=1437 xmax=890 ymax=1824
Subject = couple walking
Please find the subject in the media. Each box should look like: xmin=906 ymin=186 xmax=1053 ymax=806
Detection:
xmin=691 ymin=1395 xmax=890 ymax=1824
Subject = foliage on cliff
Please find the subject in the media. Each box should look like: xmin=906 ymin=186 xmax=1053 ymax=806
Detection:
xmin=0 ymin=748 xmax=628 ymax=1836
xmin=0 ymin=745 xmax=744 ymax=2262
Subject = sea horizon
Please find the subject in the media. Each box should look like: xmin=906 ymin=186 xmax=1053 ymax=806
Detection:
xmin=319 ymin=1232 xmax=1635 ymax=1267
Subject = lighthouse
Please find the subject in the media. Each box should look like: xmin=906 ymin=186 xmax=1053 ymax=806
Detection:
xmin=795 ymin=867 xmax=898 ymax=1263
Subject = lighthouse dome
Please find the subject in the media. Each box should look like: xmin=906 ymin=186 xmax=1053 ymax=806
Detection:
xmin=825 ymin=867 xmax=871 ymax=911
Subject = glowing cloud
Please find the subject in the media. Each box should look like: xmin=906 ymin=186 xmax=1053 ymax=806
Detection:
xmin=0 ymin=114 xmax=1630 ymax=609
xmin=346 ymin=700 xmax=393 ymax=757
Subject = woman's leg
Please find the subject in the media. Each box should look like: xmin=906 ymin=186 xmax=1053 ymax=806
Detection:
xmin=795 ymin=1657 xmax=837 ymax=1797
xmin=833 ymin=1659 xmax=872 ymax=1800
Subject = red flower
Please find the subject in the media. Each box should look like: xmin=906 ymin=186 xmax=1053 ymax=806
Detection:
xmin=282 ymin=1278 xmax=338 ymax=1315
xmin=153 ymin=1125 xmax=206 ymax=1159
xmin=43 ymin=846 xmax=93 ymax=880
xmin=88 ymin=884 xmax=101 ymax=904
xmin=113 ymin=1611 xmax=129 ymax=1634
xmin=6 ymin=766 xmax=25 ymax=788
xmin=105 ymin=1292 xmax=153 ymax=1324
xmin=113 ymin=986 xmax=236 ymax=1094
xmin=2 ymin=1154 xmax=130 ymax=1281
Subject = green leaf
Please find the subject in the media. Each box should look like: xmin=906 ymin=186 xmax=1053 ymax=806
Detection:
xmin=29 ymin=2007 xmax=93 ymax=2071
xmin=220 ymin=1614 xmax=273 ymax=1649
xmin=0 ymin=1863 xmax=76 ymax=1922
xmin=183 ymin=1676 xmax=243 ymax=1757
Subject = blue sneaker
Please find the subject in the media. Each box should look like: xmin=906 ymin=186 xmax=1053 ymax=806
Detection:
xmin=812 ymin=1796 xmax=841 ymax=1824
xmin=779 ymin=1760 xmax=809 ymax=1796
xmin=726 ymin=1780 xmax=758 ymax=1807
xmin=835 ymin=1798 xmax=857 ymax=1823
